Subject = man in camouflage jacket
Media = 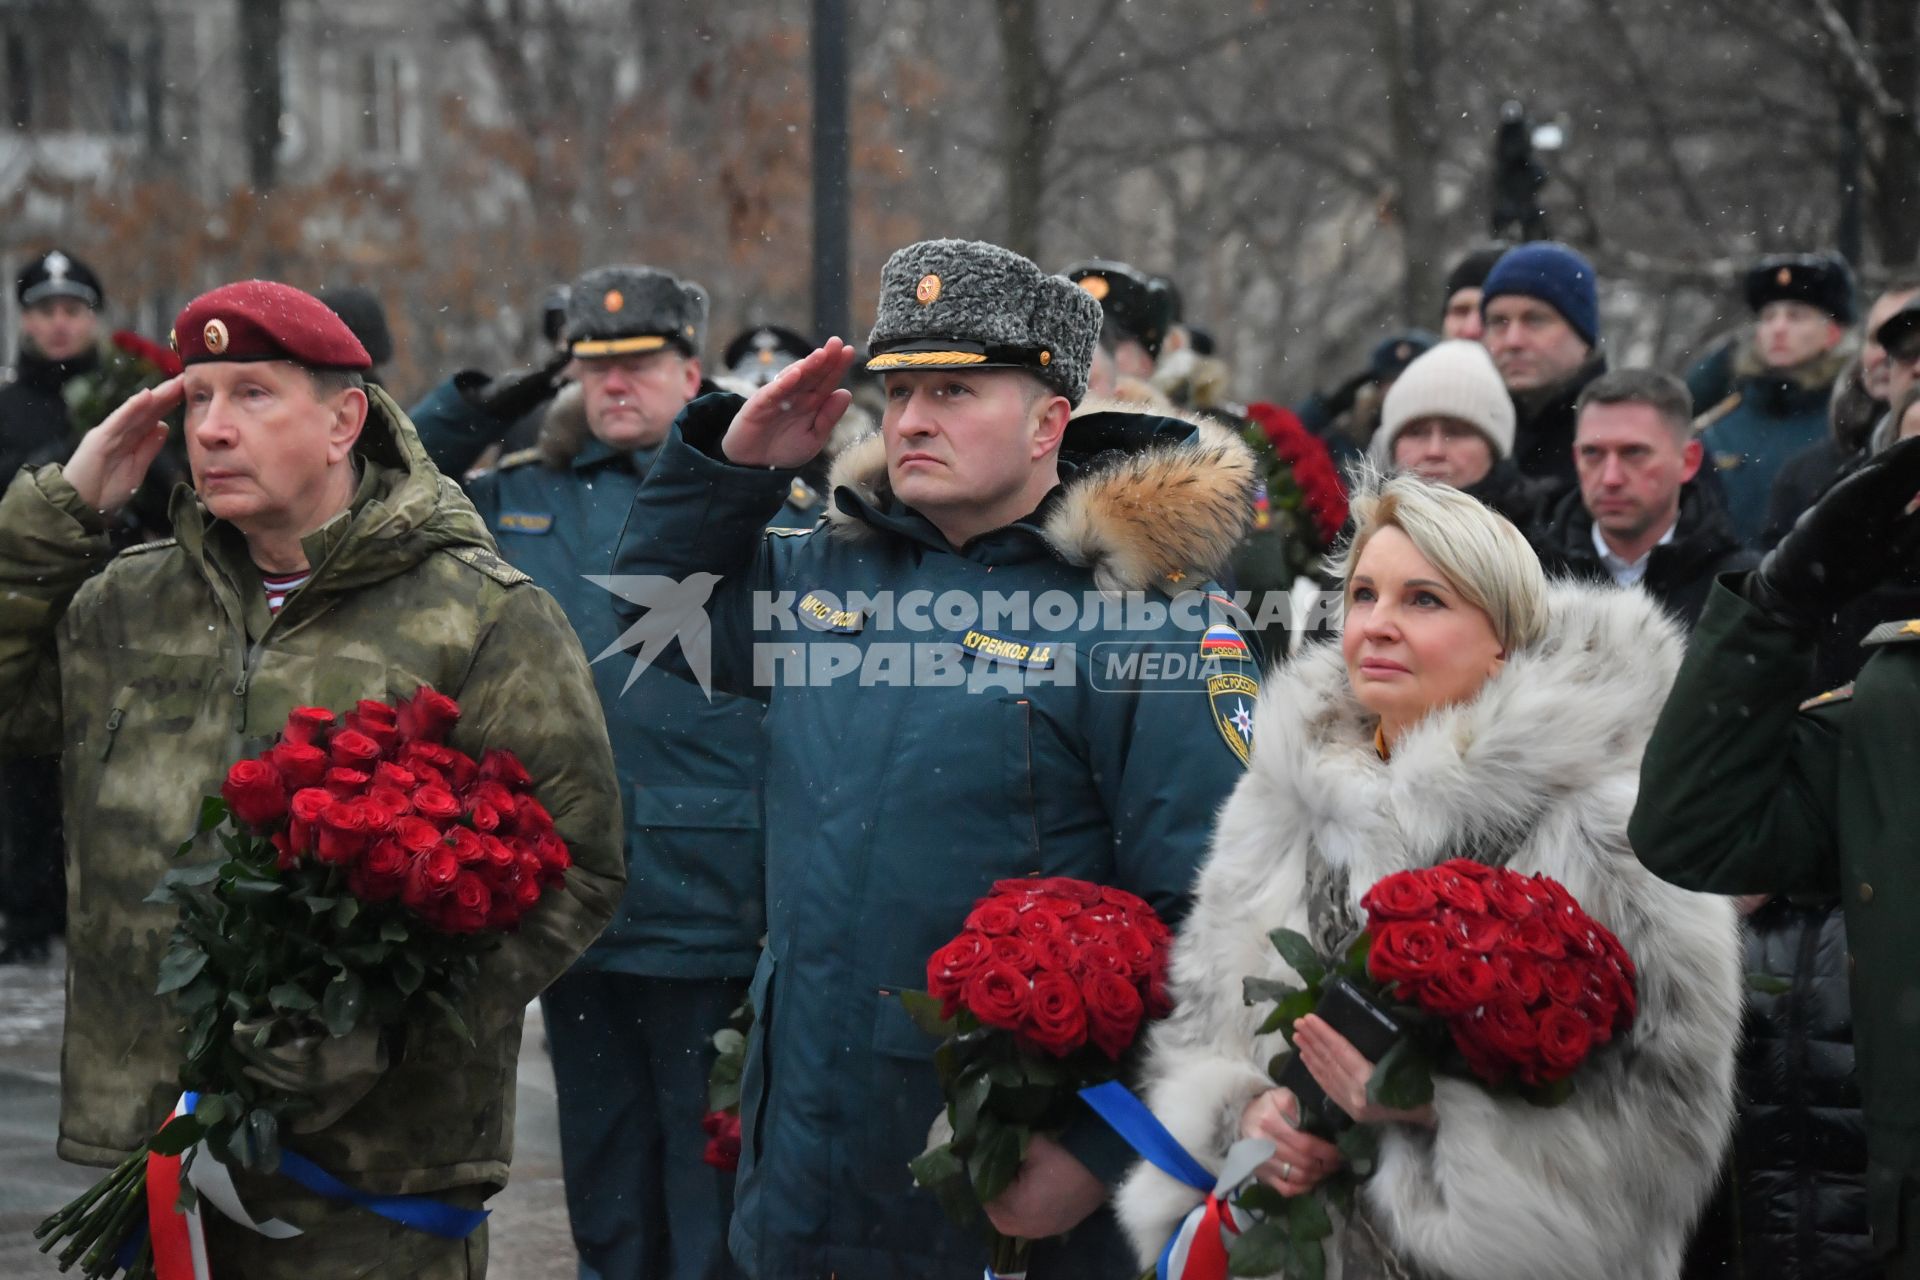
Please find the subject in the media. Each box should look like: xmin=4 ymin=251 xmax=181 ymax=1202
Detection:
xmin=0 ymin=281 xmax=623 ymax=1278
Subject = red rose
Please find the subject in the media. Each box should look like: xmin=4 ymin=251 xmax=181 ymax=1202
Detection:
xmin=367 ymin=785 xmax=413 ymax=818
xmin=316 ymin=801 xmax=373 ymax=866
xmin=397 ymin=686 xmax=462 ymax=744
xmin=267 ymin=741 xmax=329 ymax=790
xmin=1014 ymin=909 xmax=1065 ymax=942
xmin=1512 ymin=918 xmax=1568 ymax=959
xmin=1361 ymin=870 xmax=1441 ymax=923
xmin=1145 ymin=970 xmax=1173 ymax=1019
xmin=965 ymin=901 xmax=1021 ymax=936
xmin=1073 ymin=942 xmax=1130 ymax=979
xmin=1536 ymin=1005 xmax=1596 ymax=1078
xmin=442 ymin=750 xmax=480 ymax=792
xmin=479 ymin=831 xmax=518 ymax=880
xmin=329 ymin=729 xmax=384 ymax=772
xmin=271 ymin=830 xmax=298 ymax=872
xmin=512 ymin=871 xmax=543 ymax=913
xmin=1096 ymin=883 xmax=1151 ymax=912
xmin=288 ymin=786 xmax=332 ymax=855
xmin=512 ymin=796 xmax=555 ymax=839
xmin=1103 ymin=925 xmax=1156 ymax=978
xmin=445 ymin=827 xmax=486 ymax=866
xmin=440 ymin=871 xmax=492 ymax=933
xmin=222 ymin=758 xmax=288 ymax=830
xmin=1437 ymin=909 xmax=1505 ymax=953
xmin=1491 ymin=951 xmax=1545 ymax=1005
xmin=354 ymin=795 xmax=398 ymax=836
xmin=470 ymin=780 xmax=518 ymax=817
xmin=701 ymin=1110 xmax=742 ymax=1172
xmin=1028 ymin=931 xmax=1076 ymax=972
xmin=1444 ymin=859 xmax=1495 ymax=882
xmin=373 ymin=761 xmax=417 ymax=792
xmin=1422 ymin=953 xmax=1500 ymax=1015
xmin=989 ymin=935 xmax=1037 ymax=972
xmin=1453 ymin=1021 xmax=1513 ymax=1085
xmin=960 ymin=962 xmax=1031 ymax=1031
xmin=324 ymin=767 xmax=372 ymax=800
xmin=282 ymin=706 xmax=337 ymax=747
xmin=990 ymin=878 xmax=1036 ymax=897
xmin=1024 ymin=970 xmax=1088 ymax=1057
xmin=1480 ymin=875 xmax=1537 ymax=923
xmin=1474 ymin=998 xmax=1543 ymax=1070
xmin=353 ymin=839 xmax=409 ymax=903
xmin=413 ymin=786 xmax=462 ymax=824
xmin=478 ymin=749 xmax=533 ymax=790
xmin=346 ymin=701 xmax=401 ymax=750
xmin=403 ymin=847 xmax=460 ymax=910
xmin=392 ymin=816 xmax=442 ymax=856
xmin=1539 ymin=961 xmax=1583 ymax=1008
xmin=532 ymin=832 xmax=570 ymax=884
xmin=1081 ymin=969 xmax=1146 ymax=1059
xmin=466 ymin=799 xmax=502 ymax=834
xmin=1430 ymin=867 xmax=1489 ymax=914
xmin=1366 ymin=921 xmax=1450 ymax=988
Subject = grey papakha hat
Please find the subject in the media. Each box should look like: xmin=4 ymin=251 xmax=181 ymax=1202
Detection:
xmin=566 ymin=265 xmax=709 ymax=358
xmin=865 ymin=239 xmax=1103 ymax=404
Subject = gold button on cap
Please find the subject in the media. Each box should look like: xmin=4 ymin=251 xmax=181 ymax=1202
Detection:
xmin=203 ymin=318 xmax=229 ymax=353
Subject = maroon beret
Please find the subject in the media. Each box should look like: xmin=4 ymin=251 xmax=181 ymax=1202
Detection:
xmin=171 ymin=280 xmax=372 ymax=370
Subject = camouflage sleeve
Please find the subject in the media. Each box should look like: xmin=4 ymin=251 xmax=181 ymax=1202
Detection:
xmin=0 ymin=464 xmax=116 ymax=757
xmin=450 ymin=578 xmax=625 ymax=1031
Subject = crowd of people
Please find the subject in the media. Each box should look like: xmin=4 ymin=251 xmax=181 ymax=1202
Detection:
xmin=2 ymin=228 xmax=1917 ymax=1280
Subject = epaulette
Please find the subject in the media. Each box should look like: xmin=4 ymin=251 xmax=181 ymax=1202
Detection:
xmin=1861 ymin=618 xmax=1920 ymax=648
xmin=785 ymin=476 xmax=822 ymax=513
xmin=1692 ymin=392 xmax=1742 ymax=434
xmin=120 ymin=536 xmax=178 ymax=557
xmin=1799 ymin=683 xmax=1853 ymax=711
xmin=449 ymin=544 xmax=532 ymax=587
xmin=766 ymin=524 xmax=817 ymax=538
xmin=495 ymin=447 xmax=544 ymax=471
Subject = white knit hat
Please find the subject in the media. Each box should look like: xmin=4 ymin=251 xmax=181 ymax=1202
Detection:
xmin=1371 ymin=340 xmax=1516 ymax=466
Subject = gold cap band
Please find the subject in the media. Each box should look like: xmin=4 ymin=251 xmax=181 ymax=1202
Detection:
xmin=571 ymin=334 xmax=671 ymax=357
xmin=865 ymin=350 xmax=989 ymax=371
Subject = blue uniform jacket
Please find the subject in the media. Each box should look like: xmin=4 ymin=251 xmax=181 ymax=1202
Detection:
xmin=610 ymin=392 xmax=1259 ymax=1278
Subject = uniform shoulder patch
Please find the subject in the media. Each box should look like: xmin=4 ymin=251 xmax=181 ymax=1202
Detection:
xmin=1207 ymin=670 xmax=1259 ymax=767
xmin=496 ymin=447 xmax=544 ymax=471
xmin=449 ymin=544 xmax=532 ymax=588
xmin=1798 ymin=683 xmax=1853 ymax=711
xmin=1861 ymin=618 xmax=1920 ymax=648
xmin=119 ymin=537 xmax=179 ymax=557
xmin=1693 ymin=392 xmax=1742 ymax=434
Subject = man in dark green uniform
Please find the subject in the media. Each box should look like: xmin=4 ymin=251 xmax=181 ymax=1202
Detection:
xmin=608 ymin=239 xmax=1258 ymax=1278
xmin=417 ymin=266 xmax=816 ymax=1280
xmin=1629 ymin=432 xmax=1920 ymax=1276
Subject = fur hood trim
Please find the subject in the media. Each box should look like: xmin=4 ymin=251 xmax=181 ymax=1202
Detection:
xmin=535 ymin=383 xmax=590 ymax=469
xmin=1115 ymin=580 xmax=1743 ymax=1280
xmin=820 ymin=404 xmax=1255 ymax=593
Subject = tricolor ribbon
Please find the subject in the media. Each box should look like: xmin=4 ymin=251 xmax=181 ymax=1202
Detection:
xmin=1077 ymin=1082 xmax=1272 ymax=1280
xmin=142 ymin=1092 xmax=489 ymax=1278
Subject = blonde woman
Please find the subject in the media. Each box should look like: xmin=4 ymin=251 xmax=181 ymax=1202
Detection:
xmin=1117 ymin=474 xmax=1742 ymax=1279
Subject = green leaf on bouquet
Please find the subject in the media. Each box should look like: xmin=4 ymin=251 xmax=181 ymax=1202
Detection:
xmin=174 ymin=975 xmax=221 ymax=1014
xmin=1522 ymin=1076 xmax=1576 ymax=1108
xmin=1227 ymin=1219 xmax=1292 ymax=1275
xmin=1256 ymin=989 xmax=1317 ymax=1037
xmin=321 ymin=971 xmax=367 ymax=1037
xmin=1342 ymin=932 xmax=1373 ymax=980
xmin=1242 ymin=976 xmax=1304 ymax=1007
xmin=907 ymin=1139 xmax=965 ymax=1190
xmin=1336 ymin=1123 xmax=1380 ymax=1179
xmin=1746 ymin=972 xmax=1791 ymax=996
xmin=302 ymin=895 xmax=339 ymax=915
xmin=267 ymin=983 xmax=318 ymax=1014
xmin=899 ymin=989 xmax=957 ymax=1040
xmin=392 ymin=950 xmax=427 ymax=996
xmin=173 ymin=796 xmax=230 ymax=858
xmin=332 ymin=896 xmax=361 ymax=929
xmin=1367 ymin=1038 xmax=1434 ymax=1112
xmin=1285 ymin=1189 xmax=1333 ymax=1241
xmin=191 ymin=1095 xmax=229 ymax=1130
xmin=427 ymin=989 xmax=472 ymax=1044
xmin=1266 ymin=928 xmax=1326 ymax=988
xmin=951 ymin=1069 xmax=994 ymax=1145
xmin=146 ymin=863 xmax=224 ymax=904
xmin=155 ymin=944 xmax=209 ymax=995
xmin=966 ymin=1121 xmax=1025 ymax=1203
xmin=379 ymin=920 xmax=409 ymax=944
xmin=150 ymin=1113 xmax=205 ymax=1157
xmin=1237 ymin=1183 xmax=1288 ymax=1217
xmin=1291 ymin=1236 xmax=1327 ymax=1280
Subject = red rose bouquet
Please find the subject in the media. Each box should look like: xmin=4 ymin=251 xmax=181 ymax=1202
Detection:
xmin=905 ymin=876 xmax=1174 ymax=1280
xmin=1223 ymin=859 xmax=1635 ymax=1277
xmin=36 ymin=687 xmax=570 ymax=1279
xmin=701 ymin=999 xmax=753 ymax=1172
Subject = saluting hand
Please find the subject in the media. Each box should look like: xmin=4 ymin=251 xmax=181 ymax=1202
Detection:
xmin=64 ymin=376 xmax=183 ymax=516
xmin=721 ymin=337 xmax=858 ymax=469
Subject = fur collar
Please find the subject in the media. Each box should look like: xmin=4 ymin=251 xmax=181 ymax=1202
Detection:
xmin=534 ymin=383 xmax=590 ymax=469
xmin=1732 ymin=339 xmax=1852 ymax=389
xmin=819 ymin=403 xmax=1255 ymax=592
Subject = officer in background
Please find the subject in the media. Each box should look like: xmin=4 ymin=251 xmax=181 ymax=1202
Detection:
xmin=1065 ymin=258 xmax=1175 ymax=383
xmin=610 ymin=239 xmax=1257 ymax=1278
xmin=428 ymin=266 xmax=816 ymax=1280
xmin=407 ymin=284 xmax=577 ymax=479
xmin=720 ymin=325 xmax=814 ymax=390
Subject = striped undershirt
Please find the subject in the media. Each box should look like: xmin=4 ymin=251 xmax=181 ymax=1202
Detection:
xmin=259 ymin=568 xmax=312 ymax=615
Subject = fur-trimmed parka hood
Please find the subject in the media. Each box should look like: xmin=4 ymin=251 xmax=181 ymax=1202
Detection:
xmin=818 ymin=403 xmax=1255 ymax=593
xmin=1117 ymin=580 xmax=1743 ymax=1280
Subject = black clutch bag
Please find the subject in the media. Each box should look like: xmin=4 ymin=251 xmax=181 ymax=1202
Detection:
xmin=1275 ymin=974 xmax=1404 ymax=1138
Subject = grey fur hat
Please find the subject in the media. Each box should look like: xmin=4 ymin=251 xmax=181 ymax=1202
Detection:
xmin=866 ymin=239 xmax=1102 ymax=404
xmin=567 ymin=265 xmax=709 ymax=358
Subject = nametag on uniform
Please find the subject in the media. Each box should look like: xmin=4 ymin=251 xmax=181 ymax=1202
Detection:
xmin=798 ymin=591 xmax=864 ymax=634
xmin=497 ymin=511 xmax=554 ymax=534
xmin=1714 ymin=453 xmax=1744 ymax=471
xmin=959 ymin=629 xmax=1055 ymax=670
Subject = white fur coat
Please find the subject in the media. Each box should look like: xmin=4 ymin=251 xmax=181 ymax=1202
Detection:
xmin=1115 ymin=581 xmax=1742 ymax=1280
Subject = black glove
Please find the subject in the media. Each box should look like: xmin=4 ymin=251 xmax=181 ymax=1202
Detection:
xmin=1319 ymin=370 xmax=1373 ymax=419
xmin=1746 ymin=434 xmax=1920 ymax=636
xmin=457 ymin=349 xmax=571 ymax=424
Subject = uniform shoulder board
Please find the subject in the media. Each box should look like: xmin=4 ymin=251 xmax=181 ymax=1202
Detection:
xmin=766 ymin=524 xmax=817 ymax=538
xmin=120 ymin=536 xmax=178 ymax=557
xmin=495 ymin=447 xmax=544 ymax=471
xmin=449 ymin=544 xmax=532 ymax=587
xmin=1692 ymin=392 xmax=1742 ymax=435
xmin=1798 ymin=683 xmax=1853 ymax=711
xmin=1861 ymin=618 xmax=1920 ymax=648
xmin=785 ymin=476 xmax=822 ymax=513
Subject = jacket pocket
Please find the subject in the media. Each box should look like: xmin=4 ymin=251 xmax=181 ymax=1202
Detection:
xmin=1868 ymin=1162 xmax=1907 ymax=1260
xmin=629 ymin=784 xmax=762 ymax=831
xmin=1002 ymin=695 xmax=1041 ymax=858
xmin=859 ymin=986 xmax=945 ymax=1196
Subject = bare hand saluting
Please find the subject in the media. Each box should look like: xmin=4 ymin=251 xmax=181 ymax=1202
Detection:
xmin=65 ymin=376 xmax=183 ymax=516
xmin=722 ymin=337 xmax=858 ymax=469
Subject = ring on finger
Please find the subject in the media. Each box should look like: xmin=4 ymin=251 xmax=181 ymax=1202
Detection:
xmin=1280 ymin=1161 xmax=1292 ymax=1182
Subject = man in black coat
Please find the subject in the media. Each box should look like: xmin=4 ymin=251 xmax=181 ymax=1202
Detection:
xmin=1534 ymin=368 xmax=1756 ymax=630
xmin=1481 ymin=241 xmax=1608 ymax=500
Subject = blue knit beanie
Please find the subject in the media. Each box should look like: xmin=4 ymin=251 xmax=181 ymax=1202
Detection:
xmin=1480 ymin=242 xmax=1599 ymax=348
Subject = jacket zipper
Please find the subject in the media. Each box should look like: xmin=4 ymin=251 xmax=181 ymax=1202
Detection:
xmin=99 ymin=707 xmax=124 ymax=761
